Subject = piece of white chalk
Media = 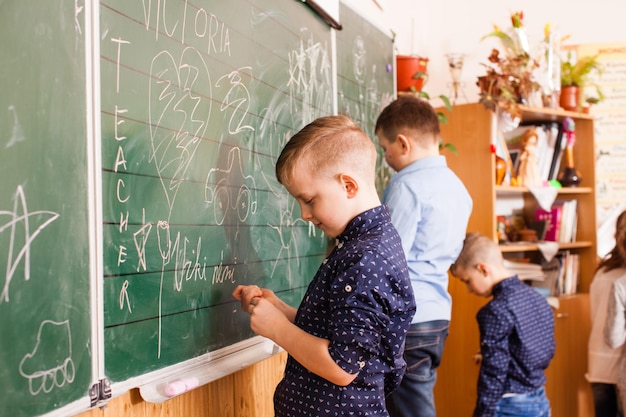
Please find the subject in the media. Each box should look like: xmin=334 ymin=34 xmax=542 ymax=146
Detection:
xmin=164 ymin=377 xmax=200 ymax=397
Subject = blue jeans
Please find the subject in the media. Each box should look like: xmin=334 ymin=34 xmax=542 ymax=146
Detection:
xmin=386 ymin=320 xmax=449 ymax=417
xmin=494 ymin=387 xmax=550 ymax=417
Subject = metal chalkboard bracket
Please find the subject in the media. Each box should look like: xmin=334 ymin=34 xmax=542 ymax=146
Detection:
xmin=89 ymin=378 xmax=112 ymax=408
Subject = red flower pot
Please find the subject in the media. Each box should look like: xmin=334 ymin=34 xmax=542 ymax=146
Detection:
xmin=396 ymin=55 xmax=429 ymax=92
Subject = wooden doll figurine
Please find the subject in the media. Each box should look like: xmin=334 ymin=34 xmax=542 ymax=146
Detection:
xmin=517 ymin=127 xmax=542 ymax=187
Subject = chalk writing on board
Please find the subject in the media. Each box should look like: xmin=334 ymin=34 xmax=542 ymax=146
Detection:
xmin=211 ymin=250 xmax=236 ymax=285
xmin=339 ymin=35 xmax=385 ymax=123
xmin=1 ymin=185 xmax=60 ymax=303
xmin=5 ymin=105 xmax=25 ymax=148
xmin=119 ymin=280 xmax=132 ymax=313
xmin=19 ymin=319 xmax=75 ymax=395
xmin=205 ymin=147 xmax=258 ymax=225
xmin=101 ymin=0 xmax=334 ymax=381
xmin=148 ymin=48 xmax=211 ymax=213
xmin=286 ymin=30 xmax=332 ymax=122
xmin=216 ymin=68 xmax=255 ymax=135
xmin=130 ymin=209 xmax=151 ymax=272
xmin=337 ymin=28 xmax=394 ymax=192
xmin=140 ymin=0 xmax=233 ymax=54
xmin=267 ymin=202 xmax=309 ymax=280
xmin=153 ymin=221 xmax=217 ymax=356
xmin=73 ymin=1 xmax=83 ymax=35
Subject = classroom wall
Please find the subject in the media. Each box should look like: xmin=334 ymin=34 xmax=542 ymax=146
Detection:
xmin=379 ymin=0 xmax=626 ymax=249
xmin=379 ymin=0 xmax=626 ymax=104
xmin=77 ymin=2 xmax=625 ymax=416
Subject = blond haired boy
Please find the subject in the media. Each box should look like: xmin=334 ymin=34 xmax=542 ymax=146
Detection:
xmin=233 ymin=115 xmax=416 ymax=417
xmin=451 ymin=232 xmax=555 ymax=417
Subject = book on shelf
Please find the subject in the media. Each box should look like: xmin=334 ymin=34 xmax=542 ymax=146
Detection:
xmin=547 ymin=123 xmax=565 ymax=181
xmin=531 ymin=251 xmax=580 ymax=296
xmin=534 ymin=124 xmax=551 ymax=182
xmin=534 ymin=201 xmax=564 ymax=242
xmin=559 ymin=199 xmax=578 ymax=243
xmin=554 ymin=251 xmax=579 ymax=296
xmin=533 ymin=200 xmax=578 ymax=243
xmin=561 ymin=252 xmax=580 ymax=295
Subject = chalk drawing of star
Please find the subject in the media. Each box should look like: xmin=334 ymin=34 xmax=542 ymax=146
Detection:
xmin=0 ymin=185 xmax=59 ymax=303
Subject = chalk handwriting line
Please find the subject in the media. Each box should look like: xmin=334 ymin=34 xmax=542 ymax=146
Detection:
xmin=105 ymin=277 xmax=314 ymax=329
xmin=4 ymin=105 xmax=26 ymax=149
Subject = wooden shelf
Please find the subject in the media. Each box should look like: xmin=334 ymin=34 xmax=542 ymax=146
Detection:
xmin=495 ymin=185 xmax=593 ymax=195
xmin=434 ymin=102 xmax=595 ymax=417
xmin=500 ymin=241 xmax=593 ymax=253
xmin=517 ymin=104 xmax=594 ymax=122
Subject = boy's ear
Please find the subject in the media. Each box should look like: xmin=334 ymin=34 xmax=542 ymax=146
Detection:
xmin=476 ymin=262 xmax=489 ymax=277
xmin=339 ymin=173 xmax=358 ymax=198
xmin=397 ymin=134 xmax=411 ymax=154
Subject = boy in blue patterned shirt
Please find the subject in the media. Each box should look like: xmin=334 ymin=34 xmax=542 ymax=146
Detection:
xmin=233 ymin=115 xmax=416 ymax=417
xmin=450 ymin=232 xmax=555 ymax=417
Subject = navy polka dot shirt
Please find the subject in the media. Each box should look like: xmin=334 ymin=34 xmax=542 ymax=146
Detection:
xmin=474 ymin=276 xmax=555 ymax=417
xmin=273 ymin=205 xmax=416 ymax=417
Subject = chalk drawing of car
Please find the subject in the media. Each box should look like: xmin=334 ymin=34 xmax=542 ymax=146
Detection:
xmin=205 ymin=147 xmax=258 ymax=225
xmin=19 ymin=319 xmax=75 ymax=395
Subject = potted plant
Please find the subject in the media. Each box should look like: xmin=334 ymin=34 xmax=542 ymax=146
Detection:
xmin=408 ymin=72 xmax=452 ymax=122
xmin=583 ymin=93 xmax=605 ymax=113
xmin=560 ymin=52 xmax=604 ymax=112
xmin=476 ymin=48 xmax=539 ymax=119
xmin=477 ymin=11 xmax=541 ymax=119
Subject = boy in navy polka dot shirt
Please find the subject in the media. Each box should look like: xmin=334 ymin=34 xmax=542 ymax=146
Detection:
xmin=233 ymin=115 xmax=416 ymax=417
xmin=450 ymin=232 xmax=555 ymax=417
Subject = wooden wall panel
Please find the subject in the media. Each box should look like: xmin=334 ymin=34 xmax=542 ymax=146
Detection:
xmin=76 ymin=353 xmax=286 ymax=417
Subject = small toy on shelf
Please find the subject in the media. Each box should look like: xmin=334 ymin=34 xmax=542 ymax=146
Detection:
xmin=517 ymin=127 xmax=542 ymax=187
xmin=557 ymin=117 xmax=582 ymax=187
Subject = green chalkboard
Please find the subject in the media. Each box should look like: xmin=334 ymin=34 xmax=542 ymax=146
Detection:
xmin=100 ymin=0 xmax=332 ymax=383
xmin=0 ymin=1 xmax=397 ymax=413
xmin=0 ymin=1 xmax=93 ymax=417
xmin=336 ymin=2 xmax=395 ymax=193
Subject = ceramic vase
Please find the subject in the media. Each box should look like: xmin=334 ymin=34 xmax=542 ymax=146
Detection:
xmin=559 ymin=86 xmax=579 ymax=112
xmin=495 ymin=155 xmax=507 ymax=185
xmin=558 ymin=145 xmax=582 ymax=187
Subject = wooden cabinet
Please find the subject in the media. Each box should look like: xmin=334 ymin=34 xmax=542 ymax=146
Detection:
xmin=433 ymin=103 xmax=595 ymax=417
xmin=545 ymin=295 xmax=593 ymax=417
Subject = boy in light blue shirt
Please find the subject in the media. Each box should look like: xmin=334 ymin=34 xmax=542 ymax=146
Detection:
xmin=375 ymin=95 xmax=472 ymax=417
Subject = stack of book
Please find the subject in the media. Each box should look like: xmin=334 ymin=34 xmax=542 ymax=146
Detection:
xmin=504 ymin=259 xmax=545 ymax=281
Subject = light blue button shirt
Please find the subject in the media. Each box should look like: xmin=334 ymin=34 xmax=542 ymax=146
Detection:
xmin=383 ymin=155 xmax=472 ymax=323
